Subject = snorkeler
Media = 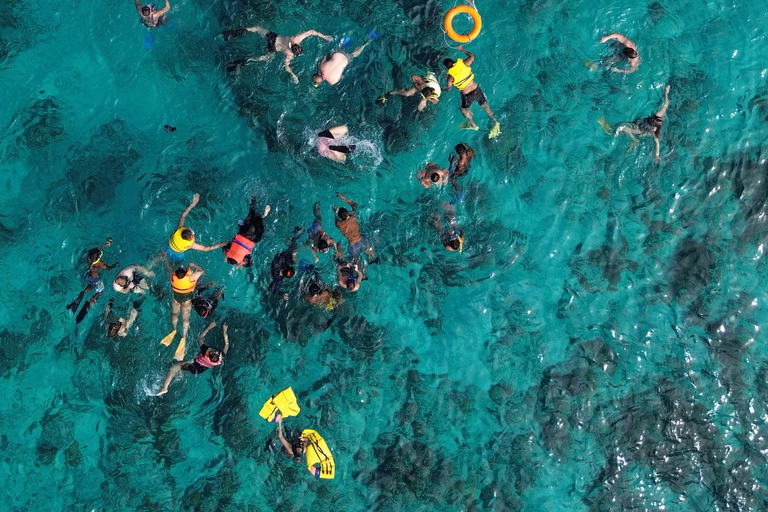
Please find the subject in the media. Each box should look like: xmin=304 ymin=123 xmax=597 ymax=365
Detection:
xmin=222 ymin=198 xmax=271 ymax=268
xmin=222 ymin=26 xmax=333 ymax=83
xmin=334 ymin=244 xmax=366 ymax=292
xmin=316 ymin=125 xmax=357 ymax=163
xmin=104 ymin=298 xmax=140 ymax=338
xmin=272 ymin=415 xmax=335 ymax=479
xmin=161 ymin=263 xmax=205 ymax=360
xmin=307 ymin=202 xmax=337 ymax=263
xmin=589 ymin=33 xmax=639 ymax=74
xmin=417 ymin=142 xmax=476 ymax=191
xmin=67 ymin=237 xmax=117 ymax=319
xmin=431 ymin=202 xmax=465 ymax=252
xmin=273 ymin=414 xmax=309 ymax=466
xmin=192 ymin=286 xmax=223 ymax=319
xmin=164 ymin=194 xmax=227 ymax=270
xmin=113 ymin=264 xmax=154 ymax=294
xmin=417 ymin=162 xmax=450 ymax=188
xmin=134 ymin=0 xmax=170 ymax=28
xmin=268 ymin=227 xmax=304 ymax=297
xmin=598 ymin=84 xmax=671 ymax=162
xmin=443 ymin=45 xmax=501 ymax=138
xmin=376 ymin=72 xmax=441 ymax=112
xmin=312 ymin=37 xmax=373 ymax=87
xmin=334 ymin=193 xmax=376 ymax=260
xmin=300 ymin=272 xmax=343 ymax=310
xmin=154 ymin=321 xmax=230 ymax=396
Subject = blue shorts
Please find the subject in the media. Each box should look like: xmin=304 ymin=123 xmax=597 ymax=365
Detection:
xmin=165 ymin=243 xmax=185 ymax=266
xmin=348 ymin=237 xmax=369 ymax=257
xmin=307 ymin=221 xmax=324 ymax=239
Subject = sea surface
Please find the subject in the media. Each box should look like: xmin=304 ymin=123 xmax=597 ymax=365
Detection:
xmin=1 ymin=0 xmax=768 ymax=510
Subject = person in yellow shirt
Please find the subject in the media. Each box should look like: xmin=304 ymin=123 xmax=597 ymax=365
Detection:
xmin=443 ymin=45 xmax=501 ymax=138
xmin=165 ymin=194 xmax=227 ymax=269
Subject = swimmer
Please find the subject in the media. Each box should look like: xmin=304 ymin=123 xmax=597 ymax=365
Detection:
xmin=417 ymin=162 xmax=450 ymax=189
xmin=334 ymin=193 xmax=376 ymax=260
xmin=589 ymin=33 xmax=639 ymax=74
xmin=154 ymin=321 xmax=230 ymax=396
xmin=113 ymin=264 xmax=154 ymax=294
xmin=67 ymin=237 xmax=117 ymax=317
xmin=223 ymin=197 xmax=270 ymax=268
xmin=268 ymin=227 xmax=303 ymax=297
xmin=273 ymin=414 xmax=312 ymax=472
xmin=443 ymin=46 xmax=501 ymax=138
xmin=104 ymin=298 xmax=140 ymax=338
xmin=192 ymin=286 xmax=223 ymax=319
xmin=431 ymin=202 xmax=465 ymax=252
xmin=300 ymin=273 xmax=343 ymax=310
xmin=376 ymin=72 xmax=442 ymax=112
xmin=334 ymin=244 xmax=366 ymax=292
xmin=161 ymin=263 xmax=205 ymax=359
xmin=598 ymin=84 xmax=671 ymax=162
xmin=312 ymin=38 xmax=373 ymax=87
xmin=135 ymin=0 xmax=170 ymax=28
xmin=164 ymin=194 xmax=227 ymax=270
xmin=307 ymin=202 xmax=337 ymax=263
xmin=222 ymin=26 xmax=333 ymax=83
xmin=316 ymin=125 xmax=357 ymax=163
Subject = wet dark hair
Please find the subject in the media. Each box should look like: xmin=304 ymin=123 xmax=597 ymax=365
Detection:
xmin=447 ymin=238 xmax=461 ymax=250
xmin=623 ymin=47 xmax=637 ymax=59
xmin=194 ymin=300 xmax=211 ymax=318
xmin=174 ymin=266 xmax=188 ymax=279
xmin=226 ymin=257 xmax=238 ymax=265
xmin=454 ymin=143 xmax=468 ymax=155
xmin=337 ymin=208 xmax=349 ymax=221
xmin=87 ymin=248 xmax=102 ymax=265
xmin=651 ymin=115 xmax=664 ymax=128
xmin=430 ymin=173 xmax=441 ymax=183
xmin=115 ymin=275 xmax=130 ymax=288
xmin=308 ymin=283 xmax=321 ymax=295
xmin=317 ymin=238 xmax=329 ymax=251
xmin=141 ymin=5 xmax=151 ymax=15
xmin=421 ymin=86 xmax=435 ymax=97
xmin=443 ymin=58 xmax=455 ymax=69
xmin=293 ymin=442 xmax=305 ymax=457
xmin=207 ymin=349 xmax=221 ymax=362
xmin=346 ymin=280 xmax=357 ymax=290
xmin=291 ymin=44 xmax=303 ymax=56
xmin=181 ymin=228 xmax=194 ymax=241
xmin=107 ymin=322 xmax=121 ymax=338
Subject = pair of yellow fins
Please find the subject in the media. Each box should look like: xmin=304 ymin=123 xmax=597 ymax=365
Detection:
xmin=259 ymin=387 xmax=335 ymax=479
xmin=160 ymin=330 xmax=187 ymax=361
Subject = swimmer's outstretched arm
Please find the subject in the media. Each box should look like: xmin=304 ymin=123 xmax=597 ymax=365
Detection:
xmin=293 ymin=30 xmax=333 ymax=43
xmin=443 ymin=75 xmax=454 ymax=92
xmin=653 ymin=136 xmax=661 ymax=162
xmin=456 ymin=45 xmax=474 ymax=66
xmin=600 ymin=33 xmax=632 ymax=45
xmin=134 ymin=265 xmax=155 ymax=278
xmin=191 ymin=241 xmax=228 ymax=251
xmin=336 ymin=193 xmax=358 ymax=212
xmin=284 ymin=55 xmax=299 ymax=84
xmin=387 ymin=86 xmax=418 ymax=98
xmin=276 ymin=416 xmax=295 ymax=456
xmin=134 ymin=0 xmax=143 ymax=14
xmin=198 ymin=320 xmax=216 ymax=346
xmin=125 ymin=308 xmax=139 ymax=331
xmin=156 ymin=0 xmax=171 ymax=16
xmin=221 ymin=323 xmax=229 ymax=355
xmin=177 ymin=193 xmax=200 ymax=229
xmin=188 ymin=263 xmax=205 ymax=283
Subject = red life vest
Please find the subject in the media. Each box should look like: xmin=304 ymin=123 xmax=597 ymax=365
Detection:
xmin=225 ymin=234 xmax=255 ymax=265
xmin=195 ymin=351 xmax=222 ymax=368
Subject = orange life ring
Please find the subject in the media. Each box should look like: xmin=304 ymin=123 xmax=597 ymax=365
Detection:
xmin=444 ymin=5 xmax=482 ymax=43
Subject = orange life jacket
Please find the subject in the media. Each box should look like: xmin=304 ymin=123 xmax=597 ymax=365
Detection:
xmin=224 ymin=234 xmax=255 ymax=265
xmin=171 ymin=268 xmax=195 ymax=293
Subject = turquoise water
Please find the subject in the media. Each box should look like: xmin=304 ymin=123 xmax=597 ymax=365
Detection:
xmin=2 ymin=0 xmax=768 ymax=509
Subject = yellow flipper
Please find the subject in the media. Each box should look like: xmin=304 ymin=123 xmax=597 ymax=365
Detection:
xmin=173 ymin=337 xmax=186 ymax=361
xmin=259 ymin=387 xmax=301 ymax=422
xmin=488 ymin=122 xmax=501 ymax=139
xmin=458 ymin=122 xmax=479 ymax=131
xmin=302 ymin=429 xmax=335 ymax=479
xmin=160 ymin=330 xmax=176 ymax=346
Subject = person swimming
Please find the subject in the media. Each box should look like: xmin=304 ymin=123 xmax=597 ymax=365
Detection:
xmin=376 ymin=72 xmax=442 ymax=112
xmin=164 ymin=194 xmax=227 ymax=270
xmin=222 ymin=198 xmax=270 ymax=268
xmin=307 ymin=202 xmax=337 ymax=263
xmin=67 ymin=238 xmax=117 ymax=322
xmin=443 ymin=45 xmax=501 ymax=138
xmin=312 ymin=37 xmax=373 ymax=87
xmin=334 ymin=193 xmax=376 ymax=260
xmin=221 ymin=26 xmax=332 ymax=83
xmin=598 ymin=85 xmax=671 ymax=162
xmin=154 ymin=322 xmax=230 ymax=396
xmin=316 ymin=125 xmax=357 ymax=163
xmin=268 ymin=227 xmax=304 ymax=297
xmin=334 ymin=244 xmax=365 ymax=292
xmin=417 ymin=162 xmax=450 ymax=188
xmin=134 ymin=0 xmax=170 ymax=28
xmin=113 ymin=264 xmax=154 ymax=294
xmin=161 ymin=263 xmax=205 ymax=360
xmin=300 ymin=274 xmax=342 ymax=310
xmin=431 ymin=202 xmax=465 ymax=252
xmin=192 ymin=286 xmax=223 ymax=319
xmin=590 ymin=33 xmax=640 ymax=74
xmin=104 ymin=298 xmax=140 ymax=338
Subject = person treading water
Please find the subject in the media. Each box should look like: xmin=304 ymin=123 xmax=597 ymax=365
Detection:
xmin=135 ymin=0 xmax=170 ymax=28
xmin=376 ymin=72 xmax=441 ymax=112
xmin=312 ymin=37 xmax=373 ymax=87
xmin=588 ymin=33 xmax=640 ymax=74
xmin=443 ymin=45 xmax=501 ymax=138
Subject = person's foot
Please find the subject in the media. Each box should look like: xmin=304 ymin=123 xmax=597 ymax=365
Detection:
xmin=459 ymin=122 xmax=479 ymax=131
xmin=154 ymin=389 xmax=168 ymax=396
xmin=263 ymin=205 xmax=271 ymax=217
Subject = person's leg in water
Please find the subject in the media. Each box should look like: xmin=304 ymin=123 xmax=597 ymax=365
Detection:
xmin=162 ymin=300 xmax=181 ymax=346
xmin=67 ymin=285 xmax=93 ymax=312
xmin=460 ymin=105 xmax=478 ymax=130
xmin=154 ymin=361 xmax=186 ymax=396
xmin=349 ymin=40 xmax=371 ymax=60
xmin=313 ymin=202 xmax=322 ymax=224
xmin=326 ymin=125 xmax=349 ymax=139
xmin=76 ymin=291 xmax=102 ymax=324
xmin=174 ymin=301 xmax=192 ymax=360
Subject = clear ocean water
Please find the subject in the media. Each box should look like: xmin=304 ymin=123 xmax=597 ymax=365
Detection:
xmin=2 ymin=0 xmax=768 ymax=509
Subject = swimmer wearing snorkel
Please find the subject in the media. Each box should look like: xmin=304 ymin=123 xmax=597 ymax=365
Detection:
xmin=431 ymin=202 xmax=465 ymax=252
xmin=312 ymin=38 xmax=373 ymax=87
xmin=443 ymin=45 xmax=501 ymax=138
xmin=135 ymin=0 xmax=170 ymax=28
xmin=589 ymin=33 xmax=640 ymax=74
xmin=376 ymin=72 xmax=442 ymax=112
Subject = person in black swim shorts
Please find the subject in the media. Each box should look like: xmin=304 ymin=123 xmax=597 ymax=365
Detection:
xmin=443 ymin=45 xmax=500 ymax=137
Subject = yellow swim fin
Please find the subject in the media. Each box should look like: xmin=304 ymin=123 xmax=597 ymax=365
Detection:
xmin=173 ymin=337 xmax=186 ymax=361
xmin=302 ymin=429 xmax=335 ymax=479
xmin=259 ymin=387 xmax=301 ymax=422
xmin=488 ymin=122 xmax=502 ymax=139
xmin=160 ymin=330 xmax=176 ymax=346
xmin=458 ymin=122 xmax=479 ymax=131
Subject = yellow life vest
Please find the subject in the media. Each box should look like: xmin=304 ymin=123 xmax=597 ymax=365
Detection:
xmin=171 ymin=268 xmax=195 ymax=293
xmin=447 ymin=59 xmax=474 ymax=91
xmin=302 ymin=429 xmax=335 ymax=479
xmin=168 ymin=228 xmax=194 ymax=253
xmin=258 ymin=387 xmax=301 ymax=422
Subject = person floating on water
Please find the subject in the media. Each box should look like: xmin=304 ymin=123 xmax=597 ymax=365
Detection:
xmin=135 ymin=0 xmax=170 ymax=28
xmin=334 ymin=193 xmax=376 ymax=260
xmin=443 ymin=45 xmax=501 ymax=138
xmin=417 ymin=162 xmax=450 ymax=189
xmin=300 ymin=272 xmax=343 ymax=310
xmin=312 ymin=36 xmax=374 ymax=87
xmin=418 ymin=142 xmax=476 ymax=191
xmin=307 ymin=202 xmax=337 ymax=263
xmin=376 ymin=72 xmax=441 ymax=112
xmin=273 ymin=414 xmax=308 ymax=467
xmin=272 ymin=415 xmax=335 ymax=479
xmin=67 ymin=237 xmax=117 ymax=323
xmin=431 ymin=202 xmax=465 ymax=252
xmin=192 ymin=285 xmax=224 ymax=319
xmin=316 ymin=125 xmax=357 ymax=163
xmin=113 ymin=264 xmax=154 ymax=294
xmin=161 ymin=262 xmax=205 ymax=360
xmin=268 ymin=227 xmax=303 ymax=298
xmin=104 ymin=298 xmax=140 ymax=338
xmin=588 ymin=33 xmax=639 ymax=74
xmin=598 ymin=84 xmax=671 ymax=162
xmin=222 ymin=26 xmax=333 ymax=83
xmin=154 ymin=321 xmax=230 ymax=396
xmin=223 ymin=198 xmax=270 ymax=268
xmin=334 ymin=244 xmax=366 ymax=292
xmin=165 ymin=194 xmax=227 ymax=270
